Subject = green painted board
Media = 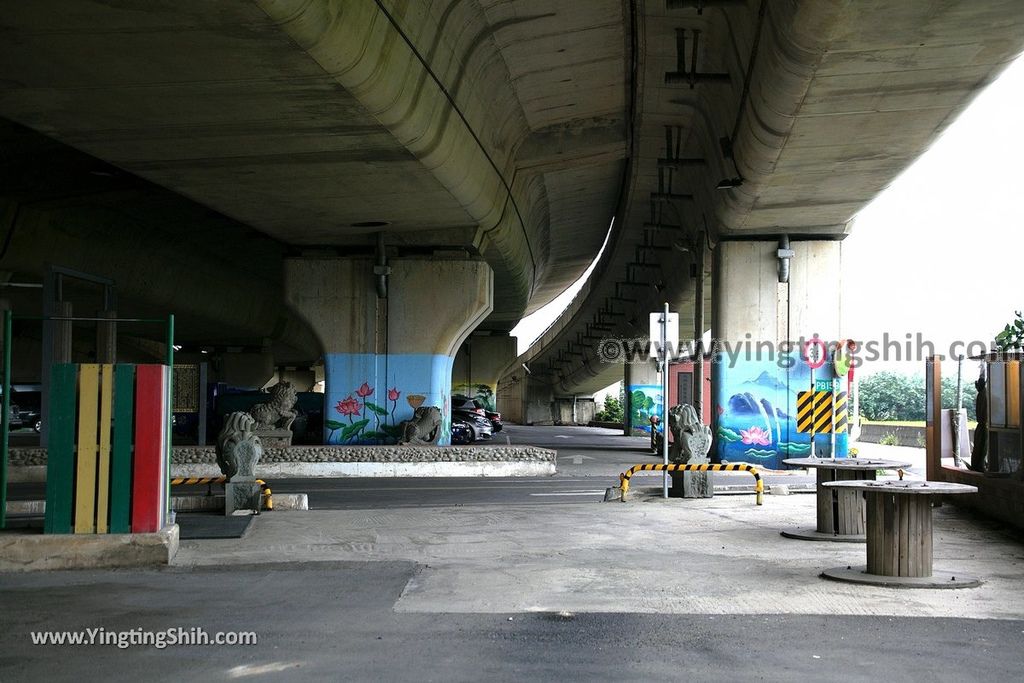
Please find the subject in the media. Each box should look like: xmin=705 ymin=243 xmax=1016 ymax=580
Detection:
xmin=44 ymin=364 xmax=77 ymax=534
xmin=109 ymin=364 xmax=135 ymax=534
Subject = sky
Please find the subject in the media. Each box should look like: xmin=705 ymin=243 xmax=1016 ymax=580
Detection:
xmin=511 ymin=54 xmax=1024 ymax=391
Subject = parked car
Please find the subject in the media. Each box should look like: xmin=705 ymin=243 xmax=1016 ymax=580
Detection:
xmin=7 ymin=401 xmax=23 ymax=429
xmin=450 ymin=419 xmax=474 ymax=445
xmin=17 ymin=406 xmax=41 ymax=433
xmin=452 ymin=408 xmax=493 ymax=442
xmin=452 ymin=395 xmax=486 ymax=415
xmin=452 ymin=394 xmax=502 ymax=433
xmin=9 ymin=387 xmax=41 ymax=432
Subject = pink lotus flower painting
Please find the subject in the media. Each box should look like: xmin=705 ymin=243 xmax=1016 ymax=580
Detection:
xmin=335 ymin=396 xmax=361 ymax=417
xmin=327 ymin=381 xmax=411 ymax=445
xmin=739 ymin=426 xmax=771 ymax=446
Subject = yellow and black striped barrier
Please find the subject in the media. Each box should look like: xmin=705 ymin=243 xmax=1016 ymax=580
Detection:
xmin=170 ymin=477 xmax=273 ymax=511
xmin=171 ymin=477 xmax=226 ymax=486
xmin=618 ymin=463 xmax=763 ymax=505
xmin=796 ymin=390 xmax=848 ymax=434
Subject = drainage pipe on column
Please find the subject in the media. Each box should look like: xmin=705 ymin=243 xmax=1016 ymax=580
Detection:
xmin=374 ymin=232 xmax=390 ymax=299
xmin=777 ymin=234 xmax=792 ymax=284
xmin=693 ymin=236 xmax=705 ymax=420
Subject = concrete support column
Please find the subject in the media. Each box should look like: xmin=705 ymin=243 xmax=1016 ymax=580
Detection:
xmin=452 ymin=332 xmax=516 ymax=412
xmin=711 ymin=239 xmax=844 ymax=468
xmin=286 ymin=256 xmax=493 ymax=445
xmin=217 ymin=352 xmax=275 ymax=390
xmin=624 ymin=357 xmax=661 ymax=437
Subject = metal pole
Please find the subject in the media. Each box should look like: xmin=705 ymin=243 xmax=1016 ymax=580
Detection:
xmin=830 ymin=376 xmax=837 ymax=457
xmin=1 ymin=310 xmax=11 ymax=529
xmin=952 ymin=354 xmax=964 ymax=467
xmin=40 ymin=270 xmax=55 ymax=449
xmin=809 ymin=367 xmax=816 ymax=455
xmin=165 ymin=314 xmax=174 ymax=525
xmin=662 ymin=302 xmax=670 ymax=498
xmin=693 ymin=237 xmax=705 ymax=420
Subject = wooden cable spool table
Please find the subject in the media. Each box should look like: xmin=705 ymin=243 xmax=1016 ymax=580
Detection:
xmin=819 ymin=480 xmax=981 ymax=589
xmin=780 ymin=457 xmax=911 ymax=542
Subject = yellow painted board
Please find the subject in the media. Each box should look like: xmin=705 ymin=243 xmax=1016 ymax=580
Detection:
xmin=96 ymin=364 xmax=114 ymax=533
xmin=1007 ymin=361 xmax=1020 ymax=428
xmin=74 ymin=364 xmax=100 ymax=534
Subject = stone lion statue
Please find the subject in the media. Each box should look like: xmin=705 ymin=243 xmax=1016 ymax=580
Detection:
xmin=216 ymin=411 xmax=263 ymax=480
xmin=398 ymin=406 xmax=442 ymax=446
xmin=249 ymin=381 xmax=298 ymax=431
xmin=655 ymin=403 xmax=712 ymax=464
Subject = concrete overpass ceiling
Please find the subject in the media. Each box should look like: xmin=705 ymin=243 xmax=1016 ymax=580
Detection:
xmin=3 ymin=1 xmax=1023 ymax=385
xmin=723 ymin=0 xmax=1024 ymax=234
xmin=0 ymin=119 xmax=321 ymax=364
xmin=503 ymin=0 xmax=1024 ymax=397
xmin=0 ymin=0 xmax=631 ymax=330
xmin=0 ymin=0 xmax=477 ymax=241
xmin=479 ymin=0 xmax=626 ymax=129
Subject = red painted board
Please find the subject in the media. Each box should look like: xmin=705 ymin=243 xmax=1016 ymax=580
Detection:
xmin=131 ymin=365 xmax=167 ymax=533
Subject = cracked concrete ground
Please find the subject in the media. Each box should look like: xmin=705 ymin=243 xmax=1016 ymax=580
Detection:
xmin=174 ymin=492 xmax=1024 ymax=620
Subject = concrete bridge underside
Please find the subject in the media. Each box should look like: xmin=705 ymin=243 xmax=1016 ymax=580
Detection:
xmin=0 ymin=1 xmax=1021 ymax=417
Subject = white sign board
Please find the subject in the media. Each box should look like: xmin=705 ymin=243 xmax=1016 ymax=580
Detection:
xmin=649 ymin=311 xmax=679 ymax=358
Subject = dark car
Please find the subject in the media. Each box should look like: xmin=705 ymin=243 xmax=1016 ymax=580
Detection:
xmin=452 ymin=395 xmax=486 ymax=415
xmin=452 ymin=408 xmax=493 ymax=442
xmin=484 ymin=408 xmax=502 ymax=432
xmin=10 ymin=387 xmax=41 ymax=432
xmin=7 ymin=401 xmax=23 ymax=429
xmin=450 ymin=419 xmax=474 ymax=445
xmin=18 ymin=406 xmax=41 ymax=433
xmin=452 ymin=394 xmax=502 ymax=433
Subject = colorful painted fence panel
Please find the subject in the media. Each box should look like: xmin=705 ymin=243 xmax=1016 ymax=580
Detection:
xmin=131 ymin=365 xmax=168 ymax=533
xmin=44 ymin=363 xmax=168 ymax=535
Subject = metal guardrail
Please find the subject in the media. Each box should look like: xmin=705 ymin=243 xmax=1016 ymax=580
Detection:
xmin=170 ymin=477 xmax=273 ymax=512
xmin=619 ymin=463 xmax=763 ymax=505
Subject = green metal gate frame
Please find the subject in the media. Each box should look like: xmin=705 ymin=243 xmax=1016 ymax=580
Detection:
xmin=0 ymin=311 xmax=174 ymax=530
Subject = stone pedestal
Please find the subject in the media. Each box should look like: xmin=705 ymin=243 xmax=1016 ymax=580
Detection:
xmin=670 ymin=471 xmax=714 ymax=498
xmin=254 ymin=428 xmax=293 ymax=448
xmin=225 ymin=480 xmax=261 ymax=515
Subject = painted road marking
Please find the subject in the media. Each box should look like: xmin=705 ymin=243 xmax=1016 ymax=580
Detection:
xmin=529 ymin=491 xmax=606 ymax=497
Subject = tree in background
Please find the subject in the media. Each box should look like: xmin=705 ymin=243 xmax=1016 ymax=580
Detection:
xmin=858 ymin=371 xmax=976 ymax=421
xmin=596 ymin=393 xmax=624 ymax=423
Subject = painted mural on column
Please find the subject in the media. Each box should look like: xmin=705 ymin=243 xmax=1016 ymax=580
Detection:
xmin=628 ymin=384 xmax=663 ymax=436
xmin=451 ymin=382 xmax=496 ymax=411
xmin=713 ymin=350 xmax=849 ymax=469
xmin=324 ymin=353 xmax=453 ymax=445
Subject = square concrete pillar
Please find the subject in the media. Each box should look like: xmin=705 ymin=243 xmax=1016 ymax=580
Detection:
xmin=711 ymin=240 xmax=847 ymax=467
xmin=286 ymin=256 xmax=492 ymax=445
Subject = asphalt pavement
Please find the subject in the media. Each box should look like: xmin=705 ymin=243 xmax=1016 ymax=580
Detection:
xmin=4 ymin=426 xmax=1020 ymax=682
xmin=3 ymin=561 xmax=1022 ymax=682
